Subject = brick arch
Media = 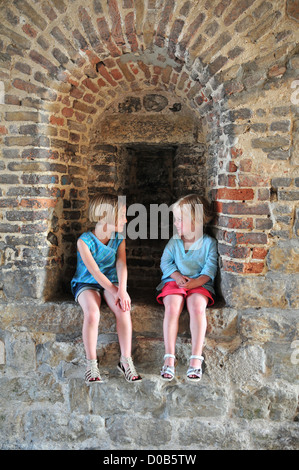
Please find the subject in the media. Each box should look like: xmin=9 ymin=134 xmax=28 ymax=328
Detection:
xmin=0 ymin=0 xmax=298 ymax=304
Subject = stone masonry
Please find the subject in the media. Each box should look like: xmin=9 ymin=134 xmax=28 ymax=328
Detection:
xmin=0 ymin=0 xmax=298 ymax=450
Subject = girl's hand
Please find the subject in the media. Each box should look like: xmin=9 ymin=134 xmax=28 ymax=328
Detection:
xmin=183 ymin=278 xmax=200 ymax=289
xmin=115 ymin=289 xmax=131 ymax=312
xmin=171 ymin=271 xmax=190 ymax=287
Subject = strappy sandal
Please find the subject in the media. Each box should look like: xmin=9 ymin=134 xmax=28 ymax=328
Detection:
xmin=117 ymin=355 xmax=142 ymax=383
xmin=160 ymin=354 xmax=176 ymax=381
xmin=186 ymin=355 xmax=204 ymax=383
xmin=85 ymin=359 xmax=103 ymax=385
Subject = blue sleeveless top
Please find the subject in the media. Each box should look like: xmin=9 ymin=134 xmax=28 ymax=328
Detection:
xmin=71 ymin=231 xmax=124 ymax=294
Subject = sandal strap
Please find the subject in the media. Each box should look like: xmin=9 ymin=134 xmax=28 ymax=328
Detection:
xmin=85 ymin=359 xmax=102 ymax=382
xmin=187 ymin=366 xmax=202 ymax=378
xmin=120 ymin=355 xmax=140 ymax=381
xmin=190 ymin=355 xmax=204 ymax=362
xmin=161 ymin=365 xmax=175 ymax=378
xmin=164 ymin=354 xmax=176 ymax=360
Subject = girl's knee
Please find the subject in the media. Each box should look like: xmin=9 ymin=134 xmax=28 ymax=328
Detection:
xmin=164 ymin=306 xmax=182 ymax=319
xmin=84 ymin=307 xmax=100 ymax=326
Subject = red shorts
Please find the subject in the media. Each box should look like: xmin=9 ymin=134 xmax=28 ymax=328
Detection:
xmin=156 ymin=281 xmax=215 ymax=306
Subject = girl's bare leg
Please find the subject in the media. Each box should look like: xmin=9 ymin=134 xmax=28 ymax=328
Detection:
xmin=162 ymin=294 xmax=185 ymax=376
xmin=103 ymin=290 xmax=132 ymax=358
xmin=186 ymin=293 xmax=208 ymax=369
xmin=78 ymin=290 xmax=101 ymax=360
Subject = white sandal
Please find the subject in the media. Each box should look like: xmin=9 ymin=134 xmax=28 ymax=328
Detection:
xmin=186 ymin=355 xmax=204 ymax=383
xmin=161 ymin=354 xmax=176 ymax=381
xmin=85 ymin=359 xmax=103 ymax=385
xmin=117 ymin=355 xmax=142 ymax=383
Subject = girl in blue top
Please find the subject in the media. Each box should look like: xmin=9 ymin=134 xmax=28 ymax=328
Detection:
xmin=71 ymin=193 xmax=141 ymax=385
xmin=157 ymin=194 xmax=218 ymax=383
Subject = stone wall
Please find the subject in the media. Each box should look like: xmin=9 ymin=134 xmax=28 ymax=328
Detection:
xmin=0 ymin=0 xmax=298 ymax=450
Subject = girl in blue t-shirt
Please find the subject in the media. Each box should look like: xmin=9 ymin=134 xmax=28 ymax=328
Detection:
xmin=157 ymin=194 xmax=218 ymax=383
xmin=71 ymin=193 xmax=141 ymax=385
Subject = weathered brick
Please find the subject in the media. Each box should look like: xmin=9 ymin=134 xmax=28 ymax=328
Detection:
xmin=222 ymin=259 xmax=244 ymax=273
xmin=239 ymin=174 xmax=269 ymax=187
xmin=217 ymin=215 xmax=253 ymax=230
xmin=217 ymin=202 xmax=270 ymax=215
xmin=236 ymin=232 xmax=268 ymax=245
xmin=13 ymin=0 xmax=47 ymax=30
xmin=216 ymin=188 xmax=254 ymax=200
xmin=0 ymin=24 xmax=31 ymax=49
xmin=116 ymin=59 xmax=135 ymax=82
xmin=97 ymin=63 xmax=118 ymax=86
xmin=154 ymin=0 xmax=175 ymax=48
xmin=243 ymin=262 xmax=265 ymax=274
xmin=97 ymin=17 xmax=122 ymax=57
xmin=72 ymin=100 xmax=96 ymax=114
xmin=50 ymin=26 xmax=78 ymax=61
xmin=108 ymin=0 xmax=125 ymax=46
xmin=224 ymin=0 xmax=256 ymax=26
xmin=252 ymin=247 xmax=268 ymax=259
xmin=29 ymin=50 xmax=58 ymax=75
xmin=78 ymin=6 xmax=105 ymax=53
xmin=124 ymin=11 xmax=139 ymax=52
xmin=218 ymin=243 xmax=251 ymax=258
xmin=168 ymin=19 xmax=185 ymax=58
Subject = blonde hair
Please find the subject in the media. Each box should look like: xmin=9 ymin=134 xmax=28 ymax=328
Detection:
xmin=172 ymin=194 xmax=213 ymax=227
xmin=88 ymin=193 xmax=121 ymax=224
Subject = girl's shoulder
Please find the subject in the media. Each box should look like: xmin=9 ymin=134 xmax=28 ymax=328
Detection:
xmin=78 ymin=231 xmax=98 ymax=249
xmin=203 ymin=233 xmax=217 ymax=247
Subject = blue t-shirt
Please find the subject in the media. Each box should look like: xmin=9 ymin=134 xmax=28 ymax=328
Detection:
xmin=71 ymin=231 xmax=124 ymax=294
xmin=157 ymin=234 xmax=218 ymax=295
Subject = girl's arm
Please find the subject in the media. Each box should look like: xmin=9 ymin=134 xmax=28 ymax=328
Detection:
xmin=115 ymin=240 xmax=131 ymax=312
xmin=161 ymin=240 xmax=188 ymax=287
xmin=77 ymin=238 xmax=118 ymax=295
xmin=184 ymin=239 xmax=218 ymax=289
xmin=183 ymin=274 xmax=211 ymax=289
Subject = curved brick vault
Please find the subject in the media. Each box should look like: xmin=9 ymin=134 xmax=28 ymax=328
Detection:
xmin=0 ymin=0 xmax=298 ymax=305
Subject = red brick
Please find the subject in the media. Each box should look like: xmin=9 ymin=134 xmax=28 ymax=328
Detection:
xmin=82 ymin=78 xmax=99 ymax=93
xmin=219 ymin=202 xmax=270 ymax=215
xmin=96 ymin=17 xmax=122 ymax=57
xmin=252 ymin=247 xmax=268 ymax=259
xmin=235 ymin=232 xmax=268 ymax=245
xmin=83 ymin=93 xmax=96 ymax=103
xmin=239 ymin=174 xmax=269 ymax=187
xmin=116 ymin=60 xmax=135 ymax=82
xmin=222 ymin=259 xmax=244 ymax=273
xmin=108 ymin=0 xmax=125 ymax=46
xmin=217 ymin=215 xmax=253 ymax=230
xmin=70 ymin=86 xmax=84 ymax=99
xmin=97 ymin=63 xmax=118 ymax=86
xmin=62 ymin=107 xmax=74 ymax=118
xmin=138 ymin=61 xmax=151 ymax=79
xmin=19 ymin=199 xmax=58 ymax=209
xmin=0 ymin=126 xmax=8 ymax=135
xmin=50 ymin=115 xmax=64 ymax=126
xmin=243 ymin=262 xmax=265 ymax=274
xmin=22 ymin=24 xmax=37 ymax=38
xmin=216 ymin=188 xmax=254 ymax=200
xmin=227 ymin=161 xmax=238 ymax=172
xmin=110 ymin=68 xmax=123 ymax=80
xmin=125 ymin=12 xmax=138 ymax=52
xmin=218 ymin=243 xmax=250 ymax=258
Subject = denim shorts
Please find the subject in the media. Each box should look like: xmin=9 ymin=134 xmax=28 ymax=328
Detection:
xmin=73 ymin=282 xmax=103 ymax=303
